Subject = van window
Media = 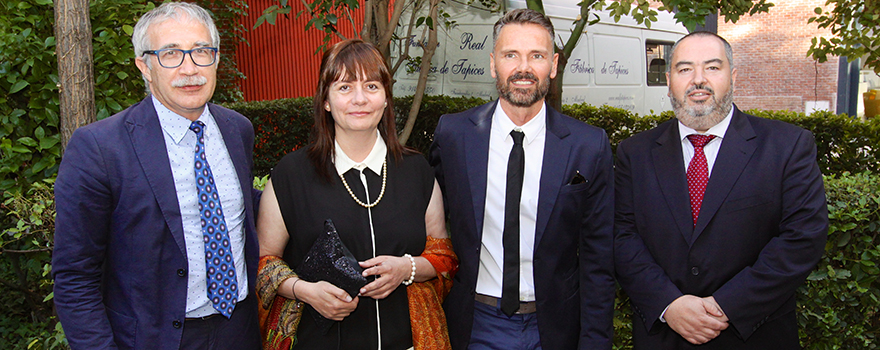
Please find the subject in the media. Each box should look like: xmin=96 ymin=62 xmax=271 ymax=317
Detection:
xmin=646 ymin=41 xmax=674 ymax=86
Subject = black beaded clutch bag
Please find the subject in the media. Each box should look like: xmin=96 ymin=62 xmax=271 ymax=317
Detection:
xmin=296 ymin=219 xmax=368 ymax=334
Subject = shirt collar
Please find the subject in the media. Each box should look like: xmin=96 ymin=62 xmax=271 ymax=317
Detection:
xmin=492 ymin=100 xmax=547 ymax=145
xmin=677 ymin=105 xmax=734 ymax=141
xmin=153 ymin=95 xmax=214 ymax=144
xmin=334 ymin=131 xmax=387 ymax=176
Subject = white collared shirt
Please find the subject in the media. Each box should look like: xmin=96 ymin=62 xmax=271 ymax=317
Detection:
xmin=334 ymin=132 xmax=387 ymax=178
xmin=476 ymin=101 xmax=547 ymax=302
xmin=678 ymin=108 xmax=734 ymax=176
xmin=153 ymin=96 xmax=248 ymax=318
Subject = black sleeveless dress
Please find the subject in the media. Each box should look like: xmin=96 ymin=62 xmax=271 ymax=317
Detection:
xmin=271 ymin=146 xmax=433 ymax=350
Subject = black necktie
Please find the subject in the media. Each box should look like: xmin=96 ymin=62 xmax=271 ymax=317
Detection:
xmin=501 ymin=130 xmax=525 ymax=317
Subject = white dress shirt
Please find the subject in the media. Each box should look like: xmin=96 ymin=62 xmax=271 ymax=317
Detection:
xmin=154 ymin=96 xmax=248 ymax=318
xmin=678 ymin=108 xmax=735 ymax=176
xmin=476 ymin=101 xmax=547 ymax=302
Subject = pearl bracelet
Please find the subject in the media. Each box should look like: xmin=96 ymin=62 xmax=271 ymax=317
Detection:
xmin=402 ymin=254 xmax=416 ymax=286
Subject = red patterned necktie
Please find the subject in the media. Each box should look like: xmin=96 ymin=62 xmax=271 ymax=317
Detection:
xmin=686 ymin=134 xmax=715 ymax=226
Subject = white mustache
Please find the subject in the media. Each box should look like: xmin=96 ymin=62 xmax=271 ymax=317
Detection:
xmin=171 ymin=76 xmax=207 ymax=87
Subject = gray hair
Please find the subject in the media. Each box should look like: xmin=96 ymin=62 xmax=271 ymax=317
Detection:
xmin=132 ymin=2 xmax=220 ymax=91
xmin=492 ymin=8 xmax=555 ymax=51
xmin=668 ymin=31 xmax=734 ymax=72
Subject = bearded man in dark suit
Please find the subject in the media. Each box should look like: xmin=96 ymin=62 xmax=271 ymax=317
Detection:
xmin=614 ymin=31 xmax=828 ymax=349
xmin=430 ymin=8 xmax=615 ymax=350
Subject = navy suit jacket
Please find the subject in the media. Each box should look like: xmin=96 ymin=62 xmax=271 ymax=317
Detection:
xmin=614 ymin=107 xmax=828 ymax=349
xmin=429 ymin=101 xmax=615 ymax=350
xmin=53 ymin=97 xmax=261 ymax=350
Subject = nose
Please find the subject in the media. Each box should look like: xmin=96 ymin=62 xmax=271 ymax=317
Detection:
xmin=351 ymin=86 xmax=368 ymax=105
xmin=517 ymin=55 xmax=532 ymax=73
xmin=178 ymin=53 xmax=199 ymax=75
xmin=692 ymin=68 xmax=707 ymax=85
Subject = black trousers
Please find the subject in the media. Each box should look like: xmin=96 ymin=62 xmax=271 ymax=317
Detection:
xmin=180 ymin=295 xmax=262 ymax=350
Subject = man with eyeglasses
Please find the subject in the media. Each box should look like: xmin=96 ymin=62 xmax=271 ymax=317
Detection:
xmin=53 ymin=2 xmax=262 ymax=350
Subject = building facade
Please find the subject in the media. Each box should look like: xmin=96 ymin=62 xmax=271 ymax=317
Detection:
xmin=718 ymin=0 xmax=839 ymax=113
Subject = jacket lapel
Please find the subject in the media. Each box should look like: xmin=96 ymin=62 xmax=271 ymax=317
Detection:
xmin=693 ymin=108 xmax=757 ymax=238
xmin=210 ymin=105 xmax=254 ymax=227
xmin=126 ymin=97 xmax=187 ymax=256
xmin=650 ymin=121 xmax=695 ymax=245
xmin=466 ymin=103 xmax=494 ymax=235
xmin=534 ymin=107 xmax=571 ymax=247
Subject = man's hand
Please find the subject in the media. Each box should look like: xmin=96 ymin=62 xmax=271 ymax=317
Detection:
xmin=664 ymin=295 xmax=729 ymax=344
xmin=702 ymin=296 xmax=729 ymax=322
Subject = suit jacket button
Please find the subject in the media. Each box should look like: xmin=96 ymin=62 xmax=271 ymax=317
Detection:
xmin=172 ymin=320 xmax=182 ymax=329
xmin=177 ymin=269 xmax=186 ymax=277
xmin=691 ymin=267 xmax=700 ymax=276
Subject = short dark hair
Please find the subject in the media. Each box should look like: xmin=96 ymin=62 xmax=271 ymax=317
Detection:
xmin=669 ymin=31 xmax=735 ymax=72
xmin=308 ymin=39 xmax=410 ymax=182
xmin=493 ymin=8 xmax=555 ymax=50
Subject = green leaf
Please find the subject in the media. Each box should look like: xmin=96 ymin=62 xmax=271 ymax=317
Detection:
xmin=17 ymin=137 xmax=37 ymax=147
xmin=39 ymin=136 xmax=59 ymax=150
xmin=837 ymin=231 xmax=851 ymax=247
xmin=10 ymin=145 xmax=32 ymax=153
xmin=9 ymin=80 xmax=29 ymax=93
xmin=807 ymin=269 xmax=828 ymax=281
xmin=107 ymin=98 xmax=122 ymax=111
xmin=123 ymin=25 xmax=134 ymax=35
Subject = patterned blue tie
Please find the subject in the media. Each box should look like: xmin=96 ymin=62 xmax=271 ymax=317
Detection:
xmin=190 ymin=121 xmax=238 ymax=318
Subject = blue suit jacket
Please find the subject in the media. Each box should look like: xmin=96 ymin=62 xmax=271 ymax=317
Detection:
xmin=613 ymin=107 xmax=828 ymax=349
xmin=429 ymin=102 xmax=615 ymax=350
xmin=52 ymin=97 xmax=261 ymax=350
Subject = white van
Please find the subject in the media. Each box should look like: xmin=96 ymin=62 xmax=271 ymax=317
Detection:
xmin=391 ymin=0 xmax=688 ymax=115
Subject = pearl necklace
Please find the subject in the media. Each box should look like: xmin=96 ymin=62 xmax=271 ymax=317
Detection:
xmin=340 ymin=159 xmax=387 ymax=208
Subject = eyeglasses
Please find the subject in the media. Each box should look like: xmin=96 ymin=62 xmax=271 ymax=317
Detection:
xmin=142 ymin=47 xmax=218 ymax=68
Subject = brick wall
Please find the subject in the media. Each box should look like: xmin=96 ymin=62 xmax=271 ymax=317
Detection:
xmin=718 ymin=0 xmax=838 ymax=113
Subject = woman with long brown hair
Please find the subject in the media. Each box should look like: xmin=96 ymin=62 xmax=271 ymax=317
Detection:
xmin=255 ymin=39 xmax=457 ymax=350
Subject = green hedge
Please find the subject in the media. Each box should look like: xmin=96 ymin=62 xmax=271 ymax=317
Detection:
xmin=798 ymin=172 xmax=879 ymax=349
xmin=225 ymin=97 xmax=314 ymax=177
xmin=229 ymin=97 xmax=880 ymax=177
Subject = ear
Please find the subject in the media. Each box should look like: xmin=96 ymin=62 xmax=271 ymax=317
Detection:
xmin=135 ymin=57 xmax=153 ymax=84
xmin=489 ymin=52 xmax=496 ymax=79
xmin=549 ymin=52 xmax=559 ymax=80
xmin=730 ymin=67 xmax=738 ymax=90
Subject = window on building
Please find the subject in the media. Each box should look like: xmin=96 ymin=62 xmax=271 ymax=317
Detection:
xmin=646 ymin=41 xmax=674 ymax=86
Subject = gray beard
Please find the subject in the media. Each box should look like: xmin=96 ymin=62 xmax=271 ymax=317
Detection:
xmin=671 ymin=84 xmax=734 ymax=131
xmin=496 ymin=71 xmax=550 ymax=108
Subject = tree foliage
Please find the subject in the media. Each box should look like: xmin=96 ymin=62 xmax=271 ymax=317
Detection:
xmin=808 ymin=0 xmax=880 ymax=73
xmin=1 ymin=0 xmax=63 ymax=198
